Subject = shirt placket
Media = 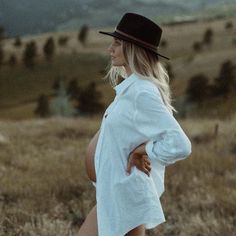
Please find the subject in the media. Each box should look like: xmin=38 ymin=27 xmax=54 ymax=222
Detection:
xmin=95 ymin=95 xmax=120 ymax=176
xmin=104 ymin=95 xmax=120 ymax=119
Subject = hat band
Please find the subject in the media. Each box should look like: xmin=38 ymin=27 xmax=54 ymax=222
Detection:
xmin=115 ymin=28 xmax=158 ymax=50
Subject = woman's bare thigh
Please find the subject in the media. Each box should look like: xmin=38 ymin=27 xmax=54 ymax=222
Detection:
xmin=76 ymin=204 xmax=145 ymax=236
xmin=76 ymin=205 xmax=98 ymax=236
xmin=125 ymin=224 xmax=145 ymax=236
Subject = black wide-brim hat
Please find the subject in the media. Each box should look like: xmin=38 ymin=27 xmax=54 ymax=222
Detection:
xmin=99 ymin=12 xmax=170 ymax=60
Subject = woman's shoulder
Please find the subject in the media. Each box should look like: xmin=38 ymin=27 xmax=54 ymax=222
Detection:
xmin=133 ymin=75 xmax=160 ymax=96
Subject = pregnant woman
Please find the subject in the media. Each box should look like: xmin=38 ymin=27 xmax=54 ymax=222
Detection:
xmin=77 ymin=12 xmax=192 ymax=236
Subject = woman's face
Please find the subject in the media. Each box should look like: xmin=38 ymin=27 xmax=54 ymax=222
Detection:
xmin=107 ymin=37 xmax=126 ymax=66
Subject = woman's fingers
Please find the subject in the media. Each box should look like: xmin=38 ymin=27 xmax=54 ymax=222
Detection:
xmin=141 ymin=156 xmax=151 ymax=166
xmin=145 ymin=159 xmax=151 ymax=165
xmin=142 ymin=163 xmax=151 ymax=176
xmin=137 ymin=156 xmax=151 ymax=176
xmin=141 ymin=155 xmax=151 ymax=175
xmin=126 ymin=153 xmax=139 ymax=175
xmin=126 ymin=153 xmax=152 ymax=176
xmin=140 ymin=166 xmax=150 ymax=176
xmin=126 ymin=156 xmax=134 ymax=175
xmin=145 ymin=163 xmax=151 ymax=171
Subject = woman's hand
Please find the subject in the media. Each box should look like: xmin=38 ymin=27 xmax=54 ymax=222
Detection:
xmin=126 ymin=143 xmax=152 ymax=177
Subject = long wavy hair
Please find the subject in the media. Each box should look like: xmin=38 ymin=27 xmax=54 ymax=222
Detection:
xmin=103 ymin=39 xmax=177 ymax=115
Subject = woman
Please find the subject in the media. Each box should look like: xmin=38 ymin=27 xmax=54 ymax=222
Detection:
xmin=77 ymin=12 xmax=192 ymax=236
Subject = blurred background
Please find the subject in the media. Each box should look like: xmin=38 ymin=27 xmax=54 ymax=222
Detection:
xmin=0 ymin=1 xmax=235 ymax=235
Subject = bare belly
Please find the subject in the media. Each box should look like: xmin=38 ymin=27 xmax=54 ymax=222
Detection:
xmin=85 ymin=130 xmax=100 ymax=182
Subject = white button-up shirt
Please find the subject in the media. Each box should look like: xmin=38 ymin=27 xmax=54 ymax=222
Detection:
xmin=92 ymin=73 xmax=192 ymax=236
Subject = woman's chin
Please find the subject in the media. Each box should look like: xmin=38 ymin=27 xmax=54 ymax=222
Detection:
xmin=111 ymin=61 xmax=123 ymax=67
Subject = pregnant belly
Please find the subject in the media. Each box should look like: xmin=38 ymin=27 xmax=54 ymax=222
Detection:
xmin=85 ymin=133 xmax=98 ymax=182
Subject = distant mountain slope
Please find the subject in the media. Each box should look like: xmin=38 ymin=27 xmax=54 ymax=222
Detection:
xmin=0 ymin=0 xmax=235 ymax=37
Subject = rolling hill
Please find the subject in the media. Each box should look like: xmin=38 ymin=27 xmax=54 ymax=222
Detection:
xmin=0 ymin=15 xmax=235 ymax=120
xmin=0 ymin=0 xmax=235 ymax=37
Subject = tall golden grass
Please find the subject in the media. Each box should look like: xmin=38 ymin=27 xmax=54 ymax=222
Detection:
xmin=0 ymin=114 xmax=235 ymax=235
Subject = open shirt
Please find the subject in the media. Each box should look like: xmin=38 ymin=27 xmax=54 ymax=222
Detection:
xmin=92 ymin=73 xmax=192 ymax=236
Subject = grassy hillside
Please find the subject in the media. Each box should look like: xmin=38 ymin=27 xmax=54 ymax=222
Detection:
xmin=0 ymin=115 xmax=235 ymax=235
xmin=0 ymin=16 xmax=236 ymax=120
xmin=2 ymin=0 xmax=236 ymax=37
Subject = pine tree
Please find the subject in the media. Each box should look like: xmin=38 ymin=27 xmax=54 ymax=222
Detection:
xmin=49 ymin=78 xmax=77 ymax=117
xmin=58 ymin=35 xmax=69 ymax=47
xmin=203 ymin=28 xmax=213 ymax=47
xmin=78 ymin=81 xmax=104 ymax=115
xmin=186 ymin=74 xmax=210 ymax=106
xmin=34 ymin=94 xmax=50 ymax=118
xmin=160 ymin=39 xmax=168 ymax=49
xmin=14 ymin=36 xmax=22 ymax=47
xmin=23 ymin=40 xmax=37 ymax=69
xmin=214 ymin=60 xmax=235 ymax=99
xmin=225 ymin=21 xmax=233 ymax=31
xmin=192 ymin=41 xmax=202 ymax=52
xmin=8 ymin=54 xmax=17 ymax=67
xmin=52 ymin=74 xmax=65 ymax=93
xmin=67 ymin=78 xmax=81 ymax=100
xmin=78 ymin=24 xmax=89 ymax=47
xmin=43 ymin=37 xmax=55 ymax=61
xmin=0 ymin=46 xmax=4 ymax=67
xmin=0 ymin=26 xmax=5 ymax=42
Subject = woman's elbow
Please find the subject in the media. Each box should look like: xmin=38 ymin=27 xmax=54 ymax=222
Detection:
xmin=169 ymin=130 xmax=192 ymax=159
xmin=179 ymin=138 xmax=192 ymax=159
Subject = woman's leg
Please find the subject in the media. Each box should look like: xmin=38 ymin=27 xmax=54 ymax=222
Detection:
xmin=75 ymin=205 xmax=145 ymax=236
xmin=76 ymin=205 xmax=98 ymax=236
xmin=125 ymin=224 xmax=145 ymax=236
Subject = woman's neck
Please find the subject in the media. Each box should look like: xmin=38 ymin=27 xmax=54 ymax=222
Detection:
xmin=124 ymin=65 xmax=132 ymax=77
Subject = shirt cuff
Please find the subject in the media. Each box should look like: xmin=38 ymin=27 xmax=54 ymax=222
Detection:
xmin=145 ymin=140 xmax=167 ymax=167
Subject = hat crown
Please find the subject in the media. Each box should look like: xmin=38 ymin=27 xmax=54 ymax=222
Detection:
xmin=116 ymin=13 xmax=162 ymax=48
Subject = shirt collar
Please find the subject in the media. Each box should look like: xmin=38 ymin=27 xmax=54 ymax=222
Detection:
xmin=114 ymin=73 xmax=137 ymax=96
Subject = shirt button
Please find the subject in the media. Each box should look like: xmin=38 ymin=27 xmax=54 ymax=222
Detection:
xmin=105 ymin=114 xmax=108 ymax=118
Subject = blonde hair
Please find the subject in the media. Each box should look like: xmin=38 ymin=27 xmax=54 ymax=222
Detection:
xmin=103 ymin=40 xmax=177 ymax=115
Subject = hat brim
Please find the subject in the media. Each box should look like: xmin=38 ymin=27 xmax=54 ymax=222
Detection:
xmin=99 ymin=30 xmax=170 ymax=60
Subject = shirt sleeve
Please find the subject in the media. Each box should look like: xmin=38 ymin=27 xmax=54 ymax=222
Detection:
xmin=133 ymin=89 xmax=192 ymax=167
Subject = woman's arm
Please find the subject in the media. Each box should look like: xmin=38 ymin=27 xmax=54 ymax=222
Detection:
xmin=133 ymin=89 xmax=192 ymax=167
xmin=85 ymin=129 xmax=100 ymax=182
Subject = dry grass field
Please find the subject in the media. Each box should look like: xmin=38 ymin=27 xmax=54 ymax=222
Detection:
xmin=0 ymin=114 xmax=235 ymax=235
